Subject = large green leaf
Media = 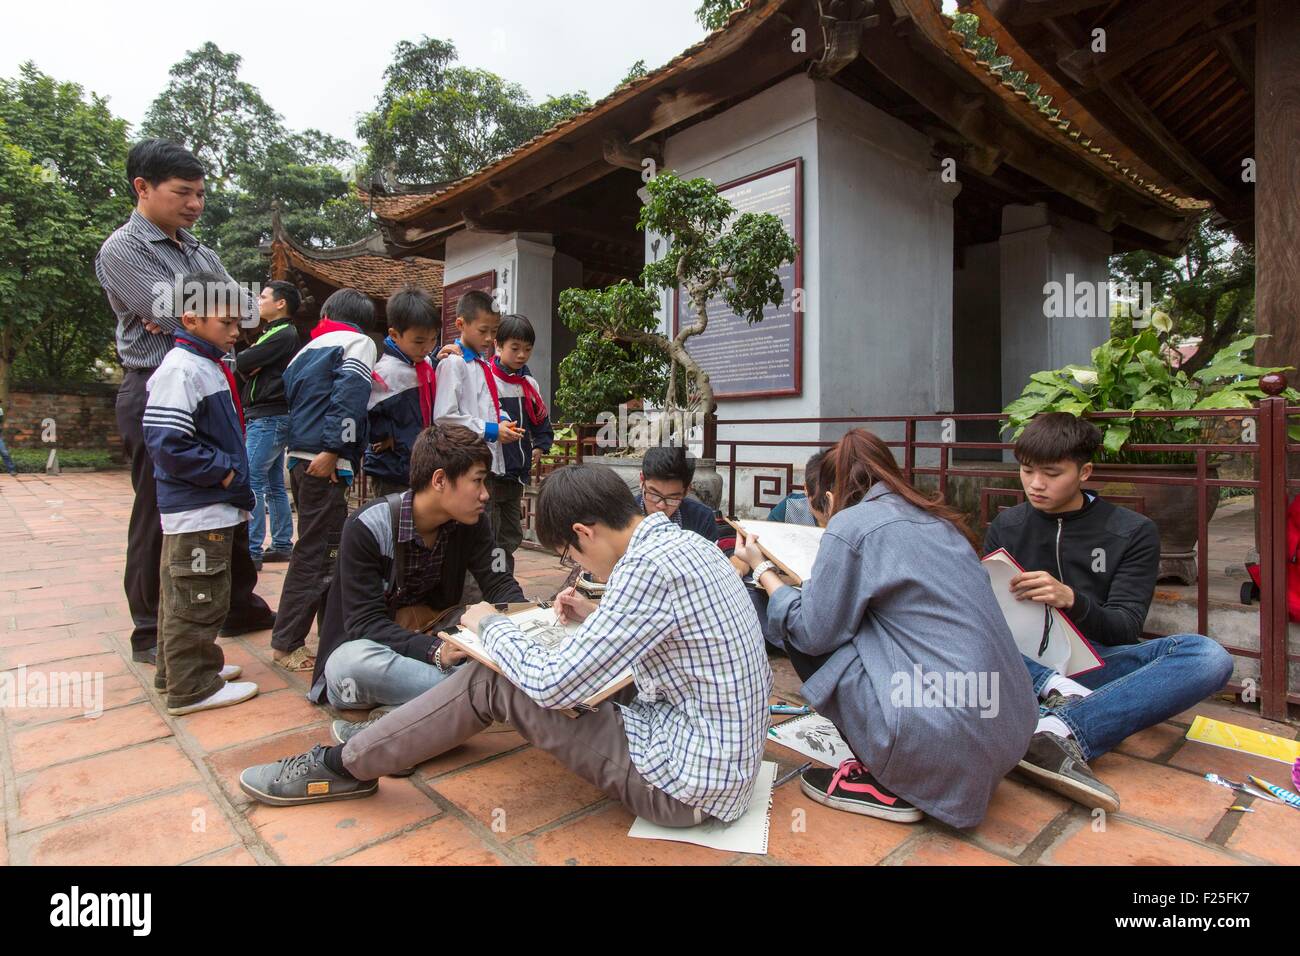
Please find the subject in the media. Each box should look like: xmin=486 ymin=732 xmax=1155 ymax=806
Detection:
xmin=1101 ymin=423 xmax=1131 ymax=455
xmin=1192 ymin=390 xmax=1254 ymax=410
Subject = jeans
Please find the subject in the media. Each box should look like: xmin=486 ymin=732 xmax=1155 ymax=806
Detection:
xmin=245 ymin=416 xmax=292 ymax=559
xmin=323 ymin=638 xmax=455 ymax=709
xmin=0 ymin=434 xmax=14 ymax=473
xmin=1025 ymin=635 xmax=1234 ymax=762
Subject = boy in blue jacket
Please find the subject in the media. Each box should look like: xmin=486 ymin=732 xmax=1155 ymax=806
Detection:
xmin=273 ymin=288 xmax=379 ymax=673
xmin=143 ymin=270 xmax=260 ymax=715
xmin=365 ymin=286 xmax=439 ymax=497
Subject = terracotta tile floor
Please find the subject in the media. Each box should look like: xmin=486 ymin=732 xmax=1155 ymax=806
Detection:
xmin=1 ymin=471 xmax=1296 ymax=866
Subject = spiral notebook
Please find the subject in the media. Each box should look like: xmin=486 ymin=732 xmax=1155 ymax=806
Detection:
xmin=626 ymin=760 xmax=777 ymax=855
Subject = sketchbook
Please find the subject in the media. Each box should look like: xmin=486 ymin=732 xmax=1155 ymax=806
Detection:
xmin=441 ymin=604 xmax=634 ymax=717
xmin=627 ymin=760 xmax=777 ymax=855
xmin=725 ymin=517 xmax=824 ymax=585
xmin=766 ymin=713 xmax=853 ymax=767
xmin=982 ymin=549 xmax=1104 ymax=677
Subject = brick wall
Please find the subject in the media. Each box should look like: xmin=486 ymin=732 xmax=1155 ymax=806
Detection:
xmin=2 ymin=383 xmax=123 ymax=459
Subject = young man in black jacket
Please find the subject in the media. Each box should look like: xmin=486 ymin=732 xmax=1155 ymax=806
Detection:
xmin=308 ymin=423 xmax=524 ymax=710
xmin=985 ymin=413 xmax=1232 ymax=812
xmin=237 ymin=280 xmax=302 ymax=569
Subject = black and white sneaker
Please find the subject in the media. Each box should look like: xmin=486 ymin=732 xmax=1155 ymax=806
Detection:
xmin=239 ymin=744 xmax=378 ymax=806
xmin=1017 ymin=732 xmax=1120 ymax=813
xmin=800 ymin=759 xmax=924 ymax=823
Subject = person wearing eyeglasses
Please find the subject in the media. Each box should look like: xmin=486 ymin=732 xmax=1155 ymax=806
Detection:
xmin=635 ymin=446 xmax=719 ymax=540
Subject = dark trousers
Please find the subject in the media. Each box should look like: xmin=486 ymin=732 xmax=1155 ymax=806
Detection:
xmin=370 ymin=478 xmax=409 ymax=499
xmin=272 ymin=460 xmax=348 ymax=653
xmin=116 ymin=369 xmax=271 ymax=653
xmin=156 ymin=526 xmax=232 ymax=708
xmin=786 ymin=643 xmax=832 ymax=684
xmin=488 ymin=474 xmax=524 ymax=574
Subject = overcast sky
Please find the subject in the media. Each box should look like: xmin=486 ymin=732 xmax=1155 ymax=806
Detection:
xmin=2 ymin=0 xmax=711 ymax=147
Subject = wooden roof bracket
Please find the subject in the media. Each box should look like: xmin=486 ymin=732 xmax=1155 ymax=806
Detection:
xmin=808 ymin=0 xmax=883 ymax=79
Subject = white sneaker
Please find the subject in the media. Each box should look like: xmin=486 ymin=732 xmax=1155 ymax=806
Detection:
xmin=220 ymin=664 xmax=242 ymax=681
xmin=168 ymin=681 xmax=259 ymax=716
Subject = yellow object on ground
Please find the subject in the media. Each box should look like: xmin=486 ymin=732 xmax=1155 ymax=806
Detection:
xmin=1185 ymin=715 xmax=1300 ymax=765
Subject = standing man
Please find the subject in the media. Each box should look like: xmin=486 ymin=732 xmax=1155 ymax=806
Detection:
xmin=96 ymin=139 xmax=275 ymax=665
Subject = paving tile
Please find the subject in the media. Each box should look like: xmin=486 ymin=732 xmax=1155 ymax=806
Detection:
xmin=0 ymin=818 xmax=7 ymax=866
xmin=206 ymin=725 xmax=335 ymax=805
xmin=970 ymin=777 xmax=1070 ymax=856
xmin=896 ymin=833 xmax=1016 ymax=866
xmin=192 ymin=845 xmax=260 ymax=866
xmin=0 ymin=635 xmax=116 ymax=671
xmin=432 ymin=747 xmax=606 ymax=837
xmin=21 ymin=787 xmax=236 ymax=865
xmin=764 ymin=776 xmax=916 ymax=865
xmin=249 ymin=777 xmax=440 ymax=865
xmin=1224 ymin=797 xmax=1300 ymax=864
xmin=214 ymin=641 xmax=289 ymax=693
xmin=2 ymin=671 xmax=144 ymax=726
xmin=1091 ymin=752 xmax=1226 ymax=841
xmin=179 ymin=689 xmax=325 ymax=751
xmin=1040 ymin=817 xmax=1241 ymax=866
xmin=416 ymin=730 xmax=527 ymax=779
xmin=1171 ymin=699 xmax=1298 ymax=737
xmin=0 ymin=625 xmax=77 ymax=648
xmin=1167 ymin=739 xmax=1298 ymax=784
xmin=524 ymin=802 xmax=736 ymax=865
xmin=335 ymin=817 xmax=503 ymax=865
xmin=9 ymin=702 xmax=171 ymax=773
xmin=16 ymin=739 xmax=200 ymax=831
xmin=1114 ymin=722 xmax=1186 ymax=760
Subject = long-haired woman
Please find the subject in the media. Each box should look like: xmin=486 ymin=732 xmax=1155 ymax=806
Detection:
xmin=736 ymin=428 xmax=1036 ymax=827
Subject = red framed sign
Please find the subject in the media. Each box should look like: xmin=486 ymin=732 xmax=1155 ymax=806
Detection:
xmin=672 ymin=158 xmax=803 ymax=399
xmin=441 ymin=270 xmax=497 ymax=347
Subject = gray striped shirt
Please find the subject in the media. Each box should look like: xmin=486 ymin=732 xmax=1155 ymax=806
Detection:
xmin=95 ymin=211 xmax=253 ymax=370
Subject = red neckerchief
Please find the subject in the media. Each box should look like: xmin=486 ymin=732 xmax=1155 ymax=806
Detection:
xmin=491 ymin=356 xmax=547 ymax=426
xmin=382 ymin=337 xmax=438 ymax=428
xmin=177 ymin=333 xmax=244 ymax=432
xmin=459 ymin=340 xmax=501 ymax=423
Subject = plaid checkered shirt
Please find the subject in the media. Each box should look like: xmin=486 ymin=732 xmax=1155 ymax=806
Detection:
xmin=481 ymin=512 xmax=773 ymax=821
xmin=392 ymin=491 xmax=453 ymax=608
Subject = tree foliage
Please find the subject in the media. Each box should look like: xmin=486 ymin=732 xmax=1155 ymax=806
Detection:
xmin=0 ymin=63 xmax=131 ymax=400
xmin=357 ymin=36 xmax=591 ymax=184
xmin=695 ymin=0 xmax=747 ymax=31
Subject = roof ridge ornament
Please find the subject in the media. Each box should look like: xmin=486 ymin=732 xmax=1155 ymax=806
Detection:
xmin=808 ymin=0 xmax=882 ymax=80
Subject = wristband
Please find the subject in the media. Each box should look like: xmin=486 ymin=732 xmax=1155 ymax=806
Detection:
xmin=752 ymin=560 xmax=780 ymax=582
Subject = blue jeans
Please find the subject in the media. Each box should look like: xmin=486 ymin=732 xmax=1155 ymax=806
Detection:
xmin=0 ymin=435 xmax=14 ymax=474
xmin=323 ymin=638 xmax=456 ymax=709
xmin=1025 ymin=635 xmax=1233 ymax=762
xmin=245 ymin=416 xmax=292 ymax=559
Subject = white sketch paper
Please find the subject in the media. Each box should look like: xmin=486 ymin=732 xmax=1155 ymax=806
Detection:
xmin=730 ymin=518 xmax=824 ymax=583
xmin=767 ymin=713 xmax=852 ymax=767
xmin=982 ymin=550 xmax=1103 ymax=677
xmin=627 ymin=761 xmax=776 ymax=855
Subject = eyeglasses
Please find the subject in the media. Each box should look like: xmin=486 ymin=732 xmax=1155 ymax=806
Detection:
xmin=644 ymin=490 xmax=685 ymax=507
xmin=559 ymin=543 xmax=577 ymax=569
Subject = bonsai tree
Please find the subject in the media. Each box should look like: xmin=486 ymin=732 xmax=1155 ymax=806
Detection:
xmin=1002 ymin=325 xmax=1300 ymax=464
xmin=557 ymin=171 xmax=796 ymax=446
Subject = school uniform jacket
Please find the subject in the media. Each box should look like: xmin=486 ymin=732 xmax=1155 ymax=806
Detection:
xmin=282 ymin=323 xmax=377 ymax=471
xmin=432 ymin=341 xmax=505 ymax=475
xmin=364 ymin=340 xmax=435 ymax=485
xmin=491 ymin=359 xmax=554 ymax=483
xmin=143 ymin=331 xmax=255 ymax=516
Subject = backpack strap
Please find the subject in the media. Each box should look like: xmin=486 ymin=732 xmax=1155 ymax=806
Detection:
xmin=384 ymin=493 xmax=406 ymax=599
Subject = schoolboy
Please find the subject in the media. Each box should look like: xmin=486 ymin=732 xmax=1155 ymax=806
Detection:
xmin=143 ymin=270 xmax=259 ymax=714
xmin=366 ymin=286 xmax=439 ymax=497
xmin=239 ymin=464 xmax=773 ymax=825
xmin=272 ymin=288 xmax=378 ymax=673
xmin=985 ymin=412 xmax=1233 ymax=811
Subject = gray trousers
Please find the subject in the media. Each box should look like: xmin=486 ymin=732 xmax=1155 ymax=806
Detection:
xmin=342 ymin=661 xmax=706 ymax=828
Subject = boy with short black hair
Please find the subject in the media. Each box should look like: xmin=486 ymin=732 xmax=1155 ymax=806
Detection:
xmin=485 ymin=313 xmax=554 ymax=571
xmin=239 ymin=463 xmax=772 ymax=826
xmin=143 ymin=270 xmax=259 ymax=714
xmin=985 ymin=411 xmax=1233 ymax=811
xmin=272 ymin=288 xmax=379 ymax=673
xmin=637 ymin=446 xmax=717 ymax=540
xmin=366 ymin=285 xmax=439 ymax=498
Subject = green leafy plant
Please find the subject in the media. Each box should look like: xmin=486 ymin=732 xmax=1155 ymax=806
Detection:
xmin=1002 ymin=328 xmax=1300 ymax=464
xmin=557 ymin=171 xmax=796 ymax=444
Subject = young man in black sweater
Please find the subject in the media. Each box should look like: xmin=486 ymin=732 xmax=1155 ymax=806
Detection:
xmin=307 ymin=424 xmax=524 ymax=712
xmin=985 ymin=413 xmax=1233 ymax=812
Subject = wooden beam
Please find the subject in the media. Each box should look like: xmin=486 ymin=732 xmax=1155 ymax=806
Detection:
xmin=601 ymin=136 xmax=662 ymax=171
xmin=1001 ymin=0 xmax=1113 ymax=26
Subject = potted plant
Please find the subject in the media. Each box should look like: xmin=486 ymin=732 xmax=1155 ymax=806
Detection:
xmin=1002 ymin=324 xmax=1300 ymax=582
xmin=556 ymin=171 xmax=796 ymax=507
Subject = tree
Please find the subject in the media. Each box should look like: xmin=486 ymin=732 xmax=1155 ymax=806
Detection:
xmin=1110 ymin=212 xmax=1255 ymax=378
xmin=358 ymin=36 xmax=591 ymax=183
xmin=558 ymin=172 xmax=795 ymax=442
xmin=620 ymin=60 xmax=649 ymax=86
xmin=695 ymin=0 xmax=747 ymax=30
xmin=0 ymin=63 xmax=130 ymax=402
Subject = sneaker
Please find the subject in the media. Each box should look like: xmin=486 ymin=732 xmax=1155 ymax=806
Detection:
xmin=1016 ymin=732 xmax=1121 ymax=812
xmin=219 ymin=609 xmax=276 ymax=638
xmin=239 ymin=744 xmax=378 ymax=806
xmin=263 ymin=549 xmax=293 ymax=563
xmin=331 ymin=711 xmax=414 ymax=777
xmin=1041 ymin=690 xmax=1084 ymax=711
xmin=131 ymin=646 xmax=158 ymax=666
xmin=800 ymin=759 xmax=924 ymax=823
xmin=219 ymin=664 xmax=242 ymax=681
xmin=167 ymin=680 xmax=259 ymax=716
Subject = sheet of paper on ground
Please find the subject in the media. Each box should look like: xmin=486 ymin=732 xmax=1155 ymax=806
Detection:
xmin=627 ymin=761 xmax=777 ymax=855
xmin=1186 ymin=715 xmax=1300 ymax=765
xmin=982 ymin=549 xmax=1103 ymax=677
xmin=767 ymin=713 xmax=852 ymax=766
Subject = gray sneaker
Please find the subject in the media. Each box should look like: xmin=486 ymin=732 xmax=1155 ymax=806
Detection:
xmin=331 ymin=711 xmax=415 ymax=777
xmin=1017 ymin=732 xmax=1120 ymax=813
xmin=238 ymin=744 xmax=378 ymax=806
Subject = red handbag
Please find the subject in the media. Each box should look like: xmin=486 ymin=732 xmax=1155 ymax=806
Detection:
xmin=1243 ymin=494 xmax=1300 ymax=622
